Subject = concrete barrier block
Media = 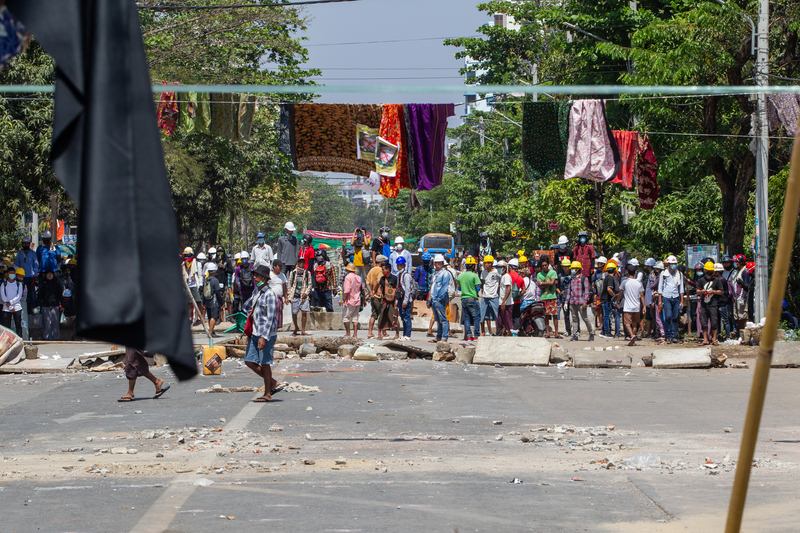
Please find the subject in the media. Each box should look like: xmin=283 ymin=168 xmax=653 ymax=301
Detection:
xmin=651 ymin=348 xmax=711 ymax=369
xmin=472 ymin=337 xmax=551 ymax=366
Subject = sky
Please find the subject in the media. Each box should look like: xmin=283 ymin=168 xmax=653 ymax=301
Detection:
xmin=291 ymin=0 xmax=489 ymax=184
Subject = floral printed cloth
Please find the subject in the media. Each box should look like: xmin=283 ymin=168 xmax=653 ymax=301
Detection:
xmin=564 ymin=100 xmax=620 ymax=182
xmin=766 ymin=94 xmax=800 ymax=135
xmin=522 ymin=101 xmax=571 ymax=180
xmin=156 ymin=82 xmax=179 ymax=136
xmin=378 ymin=104 xmax=412 ymax=198
xmin=636 ymin=133 xmax=659 ymax=210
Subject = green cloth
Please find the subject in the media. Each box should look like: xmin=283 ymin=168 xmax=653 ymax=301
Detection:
xmin=179 ymin=91 xmax=197 ymax=133
xmin=457 ymin=271 xmax=481 ymax=300
xmin=522 ymin=101 xmax=571 ymax=180
xmin=195 ymin=92 xmax=211 ymax=134
xmin=537 ymin=270 xmax=558 ymax=300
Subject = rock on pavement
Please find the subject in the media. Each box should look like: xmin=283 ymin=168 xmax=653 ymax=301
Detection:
xmin=472 ymin=337 xmax=551 ymax=366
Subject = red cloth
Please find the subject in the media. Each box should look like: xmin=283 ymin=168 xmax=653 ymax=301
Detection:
xmin=636 ymin=134 xmax=659 ymax=209
xmin=156 ymin=82 xmax=179 ymax=136
xmin=378 ymin=104 xmax=410 ymax=198
xmin=611 ymin=130 xmax=638 ymax=188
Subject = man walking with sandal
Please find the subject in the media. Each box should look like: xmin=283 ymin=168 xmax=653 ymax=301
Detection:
xmin=243 ymin=265 xmax=283 ymax=402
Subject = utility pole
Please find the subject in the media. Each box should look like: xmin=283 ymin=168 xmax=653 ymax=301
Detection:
xmin=754 ymin=0 xmax=769 ymax=322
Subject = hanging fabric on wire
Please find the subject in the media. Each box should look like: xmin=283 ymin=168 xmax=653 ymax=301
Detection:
xmin=178 ymin=91 xmax=197 ymax=134
xmin=636 ymin=133 xmax=659 ymax=210
xmin=404 ymin=103 xmax=455 ymax=191
xmin=157 ymin=82 xmax=180 ymax=136
xmin=279 ymin=103 xmax=295 ymax=159
xmin=375 ymin=136 xmax=399 ymax=178
xmin=564 ymin=100 xmax=620 ymax=182
xmin=402 ymin=104 xmax=419 ymax=190
xmin=522 ymin=101 xmax=571 ymax=180
xmin=0 ymin=6 xmax=29 ymax=71
xmin=292 ymin=103 xmax=382 ymax=177
xmin=378 ymin=104 xmax=411 ymax=198
xmin=766 ymin=94 xmax=800 ymax=135
xmin=194 ymin=92 xmax=211 ymax=134
xmin=610 ymin=130 xmax=639 ymax=188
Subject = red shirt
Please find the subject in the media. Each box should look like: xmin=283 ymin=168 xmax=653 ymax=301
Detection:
xmin=299 ymin=246 xmax=315 ymax=270
xmin=572 ymin=244 xmax=596 ymax=275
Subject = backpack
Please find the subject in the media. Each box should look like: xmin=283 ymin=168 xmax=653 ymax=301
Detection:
xmin=446 ymin=269 xmax=458 ymax=299
xmin=396 ymin=270 xmax=413 ymax=303
xmin=511 ymin=273 xmax=524 ymax=302
xmin=315 ymin=263 xmax=327 ymax=286
xmin=240 ymin=268 xmax=254 ymax=291
xmin=203 ymin=277 xmax=214 ymax=300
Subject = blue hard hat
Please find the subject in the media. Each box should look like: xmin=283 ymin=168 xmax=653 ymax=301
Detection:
xmin=256 ymin=232 xmax=265 ymax=238
xmin=396 ymin=256 xmax=407 ymax=265
xmin=421 ymin=251 xmax=432 ymax=260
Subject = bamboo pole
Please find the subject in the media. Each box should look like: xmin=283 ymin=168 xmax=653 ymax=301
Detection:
xmin=725 ymin=130 xmax=800 ymax=531
xmin=182 ymin=275 xmax=213 ymax=349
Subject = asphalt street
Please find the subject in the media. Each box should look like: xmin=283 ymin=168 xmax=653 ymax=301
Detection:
xmin=2 ymin=354 xmax=800 ymax=532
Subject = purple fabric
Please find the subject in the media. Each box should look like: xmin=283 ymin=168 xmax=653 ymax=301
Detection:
xmin=405 ymin=104 xmax=455 ymax=191
xmin=767 ymin=94 xmax=800 ymax=135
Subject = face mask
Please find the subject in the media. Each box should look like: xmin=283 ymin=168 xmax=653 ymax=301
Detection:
xmin=8 ymin=274 xmax=15 ymax=281
xmin=22 ymin=244 xmax=30 ymax=250
xmin=669 ymin=264 xmax=676 ymax=271
xmin=396 ymin=245 xmax=403 ymax=251
xmin=559 ymin=244 xmax=566 ymax=250
xmin=185 ymin=257 xmax=194 ymax=263
xmin=382 ymin=232 xmax=388 ymax=238
xmin=256 ymin=280 xmax=265 ymax=288
xmin=695 ymin=270 xmax=703 ymax=277
xmin=570 ymin=269 xmax=578 ymax=275
xmin=579 ymin=237 xmax=587 ymax=244
xmin=258 ymin=239 xmax=265 ymax=244
xmin=242 ymin=259 xmax=248 ymax=265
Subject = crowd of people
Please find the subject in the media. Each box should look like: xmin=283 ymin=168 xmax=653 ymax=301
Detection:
xmin=1 ymin=231 xmax=78 ymax=340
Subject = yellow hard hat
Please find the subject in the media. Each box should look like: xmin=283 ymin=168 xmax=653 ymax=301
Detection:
xmin=465 ymin=256 xmax=478 ymax=265
xmin=519 ymin=255 xmax=528 ymax=263
xmin=517 ymin=249 xmax=525 ymax=257
xmin=483 ymin=255 xmax=495 ymax=263
xmin=570 ymin=261 xmax=583 ymax=270
xmin=16 ymin=267 xmax=25 ymax=276
xmin=704 ymin=261 xmax=715 ymax=271
xmin=561 ymin=258 xmax=571 ymax=267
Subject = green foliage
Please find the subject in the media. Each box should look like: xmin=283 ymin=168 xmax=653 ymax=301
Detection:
xmin=294 ymin=176 xmax=356 ymax=234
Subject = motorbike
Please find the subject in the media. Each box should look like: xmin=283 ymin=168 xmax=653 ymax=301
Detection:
xmin=519 ymin=301 xmax=547 ymax=337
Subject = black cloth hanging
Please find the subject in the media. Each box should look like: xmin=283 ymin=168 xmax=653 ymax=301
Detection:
xmin=7 ymin=0 xmax=197 ymax=380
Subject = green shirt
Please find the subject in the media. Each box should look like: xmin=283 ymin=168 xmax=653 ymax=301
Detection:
xmin=537 ymin=270 xmax=558 ymax=300
xmin=457 ymin=271 xmax=481 ymax=300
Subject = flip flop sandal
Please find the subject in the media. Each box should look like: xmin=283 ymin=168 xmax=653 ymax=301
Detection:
xmin=253 ymin=397 xmax=271 ymax=403
xmin=118 ymin=397 xmax=134 ymax=402
xmin=153 ymin=384 xmax=171 ymax=399
xmin=271 ymin=383 xmax=287 ymax=395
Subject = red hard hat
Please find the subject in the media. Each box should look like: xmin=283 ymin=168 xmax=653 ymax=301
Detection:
xmin=733 ymin=254 xmax=747 ymax=263
xmin=746 ymin=261 xmax=755 ymax=274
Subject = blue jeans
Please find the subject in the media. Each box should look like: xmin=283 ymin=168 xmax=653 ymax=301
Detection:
xmin=432 ymin=300 xmax=449 ymax=341
xmin=662 ymin=297 xmax=680 ymax=340
xmin=313 ymin=289 xmax=333 ymax=312
xmin=480 ymin=297 xmax=499 ymax=322
xmin=602 ymin=302 xmax=620 ymax=336
xmin=462 ymin=298 xmax=480 ymax=338
xmin=720 ymin=304 xmax=734 ymax=338
xmin=399 ymin=301 xmax=412 ymax=338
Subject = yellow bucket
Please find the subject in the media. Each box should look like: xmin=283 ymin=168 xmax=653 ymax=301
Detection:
xmin=202 ymin=346 xmax=227 ymax=375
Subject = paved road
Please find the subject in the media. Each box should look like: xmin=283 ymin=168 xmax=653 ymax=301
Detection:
xmin=1 ymin=354 xmax=800 ymax=532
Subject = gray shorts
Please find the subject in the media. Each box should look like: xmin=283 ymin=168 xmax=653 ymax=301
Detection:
xmin=292 ymin=297 xmax=311 ymax=314
xmin=186 ymin=286 xmax=201 ymax=304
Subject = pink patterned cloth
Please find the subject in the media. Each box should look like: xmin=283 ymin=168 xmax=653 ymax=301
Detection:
xmin=766 ymin=94 xmax=800 ymax=135
xmin=564 ymin=100 xmax=620 ymax=182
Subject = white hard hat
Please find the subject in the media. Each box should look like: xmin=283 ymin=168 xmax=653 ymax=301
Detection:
xmin=234 ymin=253 xmax=241 ymax=260
xmin=629 ymin=258 xmax=639 ymax=267
xmin=612 ymin=252 xmax=620 ymax=259
xmin=655 ymin=261 xmax=665 ymax=270
xmin=197 ymin=252 xmax=207 ymax=260
xmin=207 ymin=262 xmax=218 ymax=272
xmin=395 ymin=236 xmax=405 ymax=244
xmin=596 ymin=256 xmax=607 ymax=264
xmin=508 ymin=258 xmax=519 ymax=267
xmin=284 ymin=221 xmax=296 ymax=232
xmin=183 ymin=246 xmax=193 ymax=254
xmin=240 ymin=251 xmax=250 ymax=259
xmin=665 ymin=255 xmax=678 ymax=264
xmin=645 ymin=258 xmax=656 ymax=267
xmin=208 ymin=247 xmax=217 ymax=255
xmin=714 ymin=262 xmax=724 ymax=272
xmin=495 ymin=260 xmax=508 ymax=268
xmin=558 ymin=235 xmax=568 ymax=245
xmin=433 ymin=254 xmax=445 ymax=263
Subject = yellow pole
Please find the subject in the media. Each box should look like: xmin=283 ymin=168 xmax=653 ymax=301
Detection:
xmin=725 ymin=131 xmax=800 ymax=532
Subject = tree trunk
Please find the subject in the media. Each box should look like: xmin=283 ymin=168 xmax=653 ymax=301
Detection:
xmin=228 ymin=209 xmax=234 ymax=253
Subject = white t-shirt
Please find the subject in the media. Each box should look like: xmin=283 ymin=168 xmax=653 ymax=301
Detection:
xmin=621 ymin=277 xmax=644 ymax=313
xmin=481 ymin=269 xmax=501 ymax=298
xmin=500 ymin=273 xmax=513 ymax=304
xmin=523 ymin=277 xmax=540 ymax=301
xmin=268 ymin=272 xmax=287 ymax=299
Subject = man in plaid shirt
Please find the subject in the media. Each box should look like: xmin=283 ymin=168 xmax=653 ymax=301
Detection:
xmin=243 ymin=265 xmax=282 ymax=402
xmin=565 ymin=260 xmax=595 ymax=341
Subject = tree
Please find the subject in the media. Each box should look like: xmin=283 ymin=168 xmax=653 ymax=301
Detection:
xmin=447 ymin=0 xmax=800 ymax=258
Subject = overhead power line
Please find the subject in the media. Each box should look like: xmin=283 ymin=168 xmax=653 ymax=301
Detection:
xmin=137 ymin=0 xmax=360 ymax=10
xmin=306 ymin=36 xmax=478 ymax=47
